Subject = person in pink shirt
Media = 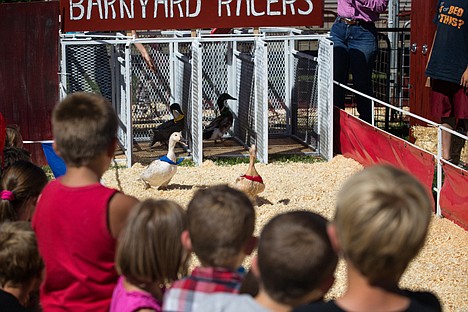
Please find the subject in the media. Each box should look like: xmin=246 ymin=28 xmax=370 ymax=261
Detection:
xmin=331 ymin=0 xmax=389 ymax=123
xmin=110 ymin=199 xmax=189 ymax=312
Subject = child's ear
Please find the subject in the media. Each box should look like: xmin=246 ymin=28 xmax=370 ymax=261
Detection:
xmin=251 ymin=256 xmax=260 ymax=278
xmin=327 ymin=223 xmax=341 ymax=254
xmin=180 ymin=230 xmax=192 ymax=252
xmin=244 ymin=236 xmax=258 ymax=255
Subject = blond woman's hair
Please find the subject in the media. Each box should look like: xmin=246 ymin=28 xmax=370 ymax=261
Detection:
xmin=52 ymin=92 xmax=118 ymax=167
xmin=0 ymin=221 xmax=44 ymax=287
xmin=115 ymin=199 xmax=188 ymax=298
xmin=335 ymin=165 xmax=432 ymax=285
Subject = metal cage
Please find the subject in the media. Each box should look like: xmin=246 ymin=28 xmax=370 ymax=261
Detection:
xmin=59 ymin=31 xmax=333 ymax=166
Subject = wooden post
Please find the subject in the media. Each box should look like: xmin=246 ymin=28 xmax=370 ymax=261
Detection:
xmin=409 ymin=0 xmax=438 ymax=125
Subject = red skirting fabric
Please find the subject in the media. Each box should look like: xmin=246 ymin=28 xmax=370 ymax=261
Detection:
xmin=440 ymin=164 xmax=468 ymax=230
xmin=335 ymin=108 xmax=436 ymax=210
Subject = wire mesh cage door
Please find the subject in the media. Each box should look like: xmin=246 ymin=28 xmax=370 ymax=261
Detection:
xmin=191 ymin=40 xmax=203 ymax=165
xmin=131 ymin=41 xmax=173 ymax=142
xmin=63 ymin=42 xmax=114 ymax=101
xmin=291 ymin=47 xmax=320 ymax=151
xmin=266 ymin=39 xmax=289 ymax=135
xmin=200 ymin=40 xmax=232 ymax=138
xmin=317 ymin=38 xmax=334 ymax=161
xmin=234 ymin=39 xmax=256 ymax=148
xmin=254 ymin=38 xmax=269 ymax=164
xmin=60 ymin=39 xmax=133 ymax=167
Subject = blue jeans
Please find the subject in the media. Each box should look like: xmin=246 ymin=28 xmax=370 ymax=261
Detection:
xmin=331 ymin=18 xmax=378 ymax=123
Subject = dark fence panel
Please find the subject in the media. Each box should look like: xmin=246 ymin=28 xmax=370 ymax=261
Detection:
xmin=0 ymin=1 xmax=59 ymax=166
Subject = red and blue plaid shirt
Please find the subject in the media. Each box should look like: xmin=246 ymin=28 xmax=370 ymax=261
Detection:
xmin=162 ymin=266 xmax=244 ymax=312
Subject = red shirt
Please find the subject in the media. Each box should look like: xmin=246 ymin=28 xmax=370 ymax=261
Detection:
xmin=32 ymin=179 xmax=118 ymax=311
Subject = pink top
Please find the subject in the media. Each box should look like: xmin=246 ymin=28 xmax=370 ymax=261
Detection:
xmin=337 ymin=0 xmax=389 ymax=22
xmin=32 ymin=179 xmax=119 ymax=311
xmin=110 ymin=277 xmax=162 ymax=312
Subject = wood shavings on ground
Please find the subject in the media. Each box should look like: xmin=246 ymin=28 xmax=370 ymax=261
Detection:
xmin=412 ymin=125 xmax=467 ymax=161
xmin=102 ymin=155 xmax=468 ymax=311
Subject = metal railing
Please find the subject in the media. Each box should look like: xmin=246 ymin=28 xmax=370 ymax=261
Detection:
xmin=335 ymin=81 xmax=468 ymax=216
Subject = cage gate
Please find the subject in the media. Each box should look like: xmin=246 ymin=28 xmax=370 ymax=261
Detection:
xmin=59 ymin=32 xmax=333 ymax=166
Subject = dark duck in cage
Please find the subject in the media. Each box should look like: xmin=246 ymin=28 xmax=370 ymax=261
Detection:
xmin=203 ymin=93 xmax=236 ymax=143
xmin=149 ymin=103 xmax=185 ymax=148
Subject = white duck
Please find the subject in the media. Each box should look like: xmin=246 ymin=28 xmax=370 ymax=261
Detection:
xmin=140 ymin=132 xmax=185 ymax=190
xmin=235 ymin=144 xmax=265 ymax=199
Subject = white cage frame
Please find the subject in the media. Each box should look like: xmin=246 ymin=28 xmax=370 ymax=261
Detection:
xmin=59 ymin=31 xmax=333 ymax=167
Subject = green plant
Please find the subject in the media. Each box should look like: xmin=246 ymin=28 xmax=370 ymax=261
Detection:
xmin=178 ymin=159 xmax=196 ymax=167
xmin=207 ymin=155 xmax=325 ymax=166
xmin=41 ymin=165 xmax=55 ymax=181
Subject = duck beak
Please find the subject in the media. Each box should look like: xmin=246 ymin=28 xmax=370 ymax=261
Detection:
xmin=179 ymin=138 xmax=188 ymax=147
xmin=227 ymin=94 xmax=237 ymax=101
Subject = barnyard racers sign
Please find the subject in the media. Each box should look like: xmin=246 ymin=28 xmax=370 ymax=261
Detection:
xmin=61 ymin=0 xmax=324 ymax=32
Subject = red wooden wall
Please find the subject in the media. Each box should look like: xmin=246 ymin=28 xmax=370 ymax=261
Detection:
xmin=0 ymin=1 xmax=59 ymax=166
xmin=409 ymin=0 xmax=437 ymax=124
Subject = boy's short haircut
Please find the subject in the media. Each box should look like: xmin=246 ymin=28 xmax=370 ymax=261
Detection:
xmin=258 ymin=211 xmax=337 ymax=306
xmin=187 ymin=185 xmax=255 ymax=268
xmin=52 ymin=92 xmax=118 ymax=167
xmin=335 ymin=165 xmax=432 ymax=285
xmin=0 ymin=221 xmax=44 ymax=287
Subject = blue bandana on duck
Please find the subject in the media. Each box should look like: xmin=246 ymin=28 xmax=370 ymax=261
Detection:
xmin=159 ymin=155 xmax=184 ymax=165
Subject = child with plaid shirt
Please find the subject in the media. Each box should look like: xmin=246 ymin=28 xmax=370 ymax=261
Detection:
xmin=194 ymin=211 xmax=338 ymax=312
xmin=162 ymin=185 xmax=256 ymax=312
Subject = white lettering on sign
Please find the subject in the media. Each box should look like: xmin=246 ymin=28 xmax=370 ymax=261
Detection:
xmin=298 ymin=0 xmax=313 ymax=15
xmin=217 ymin=0 xmax=312 ymax=17
xmin=283 ymin=0 xmax=296 ymax=15
xmin=171 ymin=0 xmax=184 ymax=18
xmin=70 ymin=0 xmax=85 ymax=20
xmin=236 ymin=0 xmax=250 ymax=16
xmin=267 ymin=0 xmax=280 ymax=16
xmin=251 ymin=1 xmax=265 ymax=16
xmin=104 ymin=0 xmax=117 ymax=19
xmin=219 ymin=0 xmax=232 ymax=17
xmin=187 ymin=0 xmax=201 ymax=17
xmin=153 ymin=0 xmax=200 ymax=18
xmin=87 ymin=0 xmax=103 ymax=19
xmin=120 ymin=0 xmax=134 ymax=18
xmin=66 ymin=0 xmax=311 ymax=22
xmin=154 ymin=0 xmax=168 ymax=18
xmin=140 ymin=0 xmax=149 ymax=18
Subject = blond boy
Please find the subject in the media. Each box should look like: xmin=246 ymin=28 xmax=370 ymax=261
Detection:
xmin=163 ymin=185 xmax=256 ymax=312
xmin=296 ymin=165 xmax=442 ymax=312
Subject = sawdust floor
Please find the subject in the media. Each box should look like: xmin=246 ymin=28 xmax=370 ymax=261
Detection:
xmin=102 ymin=155 xmax=468 ymax=312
